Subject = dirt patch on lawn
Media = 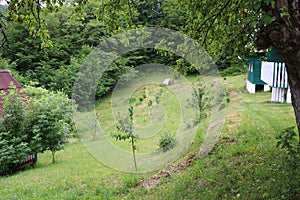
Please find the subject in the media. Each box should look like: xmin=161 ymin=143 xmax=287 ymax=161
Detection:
xmin=140 ymin=154 xmax=197 ymax=189
xmin=225 ymin=110 xmax=243 ymax=132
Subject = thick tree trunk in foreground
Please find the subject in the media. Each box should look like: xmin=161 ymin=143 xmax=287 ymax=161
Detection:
xmin=256 ymin=0 xmax=300 ymax=141
xmin=285 ymin=59 xmax=300 ymax=143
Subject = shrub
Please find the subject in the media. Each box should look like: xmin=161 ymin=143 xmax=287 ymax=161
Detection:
xmin=122 ymin=174 xmax=140 ymax=187
xmin=139 ymin=97 xmax=144 ymax=102
xmin=159 ymin=130 xmax=176 ymax=152
xmin=128 ymin=97 xmax=136 ymax=104
xmin=0 ymin=86 xmax=74 ymax=174
xmin=276 ymin=127 xmax=300 ymax=199
xmin=0 ymin=88 xmax=34 ymax=174
xmin=0 ymin=135 xmax=31 ymax=174
xmin=31 ymin=89 xmax=74 ymax=163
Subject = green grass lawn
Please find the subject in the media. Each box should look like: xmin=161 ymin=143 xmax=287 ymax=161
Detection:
xmin=124 ymin=75 xmax=298 ymax=199
xmin=75 ymin=72 xmax=209 ymax=173
xmin=1 ymin=74 xmax=299 ymax=199
xmin=96 ymin=83 xmax=182 ymax=153
xmin=0 ymin=140 xmax=123 ymax=199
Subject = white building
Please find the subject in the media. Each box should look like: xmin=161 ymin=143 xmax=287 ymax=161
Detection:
xmin=246 ymin=48 xmax=291 ymax=103
xmin=261 ymin=61 xmax=291 ymax=103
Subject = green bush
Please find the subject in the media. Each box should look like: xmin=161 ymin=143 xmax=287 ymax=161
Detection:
xmin=155 ymin=89 xmax=163 ymax=105
xmin=0 ymin=135 xmax=31 ymax=174
xmin=219 ymin=63 xmax=247 ymax=77
xmin=0 ymin=58 xmax=29 ymax=85
xmin=31 ymin=90 xmax=74 ymax=163
xmin=276 ymin=127 xmax=300 ymax=199
xmin=122 ymin=174 xmax=140 ymax=187
xmin=159 ymin=130 xmax=177 ymax=152
xmin=128 ymin=97 xmax=136 ymax=104
xmin=0 ymin=86 xmax=74 ymax=174
xmin=0 ymin=88 xmax=34 ymax=174
xmin=139 ymin=97 xmax=144 ymax=102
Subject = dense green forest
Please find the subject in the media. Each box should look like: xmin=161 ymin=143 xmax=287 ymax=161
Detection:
xmin=0 ymin=0 xmax=248 ymax=99
xmin=2 ymin=2 xmax=300 ymax=141
xmin=1 ymin=1 xmax=300 ymax=199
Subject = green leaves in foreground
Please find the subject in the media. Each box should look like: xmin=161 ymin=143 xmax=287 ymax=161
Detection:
xmin=0 ymin=87 xmax=33 ymax=174
xmin=276 ymin=127 xmax=300 ymax=199
xmin=276 ymin=126 xmax=299 ymax=153
xmin=0 ymin=86 xmax=73 ymax=174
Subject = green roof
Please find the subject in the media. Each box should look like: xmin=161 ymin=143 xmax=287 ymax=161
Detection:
xmin=245 ymin=56 xmax=261 ymax=62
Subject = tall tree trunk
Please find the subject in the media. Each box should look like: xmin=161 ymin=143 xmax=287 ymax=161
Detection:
xmin=285 ymin=60 xmax=300 ymax=142
xmin=52 ymin=151 xmax=56 ymax=163
xmin=273 ymin=35 xmax=300 ymax=142
xmin=256 ymin=0 xmax=300 ymax=142
xmin=131 ymin=137 xmax=138 ymax=171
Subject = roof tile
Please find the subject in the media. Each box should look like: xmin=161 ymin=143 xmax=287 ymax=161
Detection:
xmin=0 ymin=70 xmax=21 ymax=90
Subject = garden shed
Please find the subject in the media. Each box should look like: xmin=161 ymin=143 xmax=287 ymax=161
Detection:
xmin=0 ymin=70 xmax=22 ymax=111
xmin=0 ymin=69 xmax=37 ymax=168
xmin=245 ymin=48 xmax=291 ymax=103
xmin=0 ymin=70 xmax=22 ymax=114
xmin=261 ymin=47 xmax=291 ymax=103
xmin=0 ymin=70 xmax=22 ymax=90
xmin=245 ymin=56 xmax=268 ymax=93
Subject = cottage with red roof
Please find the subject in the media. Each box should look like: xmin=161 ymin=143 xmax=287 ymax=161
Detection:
xmin=0 ymin=70 xmax=22 ymax=90
xmin=0 ymin=70 xmax=22 ymax=111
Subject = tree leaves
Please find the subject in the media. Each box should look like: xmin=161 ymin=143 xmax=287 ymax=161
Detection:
xmin=0 ymin=86 xmax=74 ymax=174
xmin=114 ymin=106 xmax=138 ymax=170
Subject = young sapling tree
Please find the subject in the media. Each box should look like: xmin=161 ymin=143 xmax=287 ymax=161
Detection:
xmin=187 ymin=84 xmax=211 ymax=124
xmin=114 ymin=106 xmax=138 ymax=171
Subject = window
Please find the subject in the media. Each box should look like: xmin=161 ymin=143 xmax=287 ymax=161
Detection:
xmin=249 ymin=63 xmax=253 ymax=72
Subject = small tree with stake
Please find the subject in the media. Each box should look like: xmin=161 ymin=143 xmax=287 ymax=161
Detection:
xmin=114 ymin=106 xmax=138 ymax=171
xmin=187 ymin=84 xmax=211 ymax=125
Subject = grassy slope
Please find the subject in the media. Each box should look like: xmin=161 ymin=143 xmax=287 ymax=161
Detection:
xmin=96 ymin=83 xmax=182 ymax=153
xmin=124 ymin=75 xmax=298 ymax=199
xmin=0 ymin=74 xmax=298 ymax=199
xmin=0 ymin=140 xmax=124 ymax=199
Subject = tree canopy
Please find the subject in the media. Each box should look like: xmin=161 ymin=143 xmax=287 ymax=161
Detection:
xmin=1 ymin=0 xmax=300 ymax=140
